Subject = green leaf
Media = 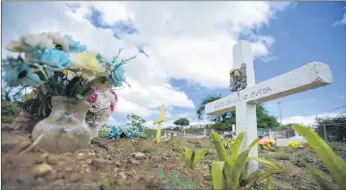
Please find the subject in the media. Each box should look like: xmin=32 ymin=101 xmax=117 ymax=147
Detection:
xmin=229 ymin=132 xmax=245 ymax=169
xmin=248 ymin=157 xmax=280 ymax=172
xmin=231 ymin=137 xmax=259 ymax=188
xmin=193 ymin=149 xmax=208 ymax=166
xmin=212 ymin=161 xmax=225 ymax=190
xmin=292 ymin=124 xmax=346 ymax=189
xmin=265 ymin=176 xmax=272 ymax=190
xmin=306 ymin=168 xmax=332 ymax=190
xmin=65 ymin=77 xmax=82 ymax=97
xmin=211 ymin=132 xmax=229 ymax=162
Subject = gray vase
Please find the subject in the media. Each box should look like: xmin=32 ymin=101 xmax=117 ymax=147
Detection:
xmin=31 ymin=96 xmax=91 ymax=153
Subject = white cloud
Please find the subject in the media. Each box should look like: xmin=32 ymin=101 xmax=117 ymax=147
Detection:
xmin=332 ymin=7 xmax=346 ymax=27
xmin=2 ymin=2 xmax=293 ymax=121
xmin=282 ymin=112 xmax=344 ymax=126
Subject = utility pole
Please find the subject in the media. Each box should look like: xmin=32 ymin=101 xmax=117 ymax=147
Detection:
xmin=278 ymin=101 xmax=283 ymax=127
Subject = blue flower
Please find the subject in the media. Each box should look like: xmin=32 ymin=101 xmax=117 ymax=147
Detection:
xmin=108 ymin=64 xmax=126 ymax=87
xmin=63 ymin=35 xmax=87 ymax=53
xmin=2 ymin=56 xmax=42 ymax=87
xmin=40 ymin=49 xmax=70 ymax=71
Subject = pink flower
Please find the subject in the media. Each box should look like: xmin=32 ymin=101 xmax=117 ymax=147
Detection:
xmin=88 ymin=88 xmax=98 ymax=103
xmin=111 ymin=90 xmax=118 ymax=102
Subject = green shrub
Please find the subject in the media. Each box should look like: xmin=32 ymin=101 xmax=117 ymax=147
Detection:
xmin=176 ymin=144 xmax=208 ymax=170
xmin=210 ymin=132 xmax=280 ymax=190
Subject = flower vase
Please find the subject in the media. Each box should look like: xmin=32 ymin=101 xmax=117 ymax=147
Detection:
xmin=86 ymin=82 xmax=116 ymax=139
xmin=31 ymin=96 xmax=91 ymax=153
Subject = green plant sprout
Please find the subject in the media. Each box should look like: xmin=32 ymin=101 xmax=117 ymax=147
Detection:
xmin=175 ymin=144 xmax=209 ymax=170
xmin=156 ymin=168 xmax=198 ymax=190
xmin=210 ymin=131 xmax=280 ymax=190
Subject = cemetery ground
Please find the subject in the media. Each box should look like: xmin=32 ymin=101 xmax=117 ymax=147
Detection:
xmin=2 ymin=128 xmax=346 ymax=190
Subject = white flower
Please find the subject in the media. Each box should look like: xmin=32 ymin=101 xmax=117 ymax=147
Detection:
xmin=19 ymin=33 xmax=54 ymax=49
xmin=42 ymin=32 xmax=69 ymax=52
xmin=6 ymin=40 xmax=28 ymax=52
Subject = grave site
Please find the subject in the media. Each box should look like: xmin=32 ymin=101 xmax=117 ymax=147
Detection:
xmin=2 ymin=35 xmax=346 ymax=190
xmin=2 ymin=3 xmax=346 ymax=190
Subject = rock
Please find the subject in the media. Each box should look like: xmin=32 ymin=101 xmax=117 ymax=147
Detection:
xmin=31 ymin=163 xmax=54 ymax=178
xmin=64 ymin=167 xmax=73 ymax=173
xmin=41 ymin=153 xmax=49 ymax=159
xmin=92 ymin=158 xmax=111 ymax=170
xmin=46 ymin=170 xmax=57 ymax=181
xmin=162 ymin=156 xmax=169 ymax=160
xmin=76 ymin=153 xmax=85 ymax=160
xmin=35 ymin=157 xmax=45 ymax=164
xmin=47 ymin=155 xmax=60 ymax=165
xmin=127 ymin=158 xmax=139 ymax=165
xmin=115 ymin=161 xmax=121 ymax=167
xmin=131 ymin=152 xmax=146 ymax=160
xmin=91 ymin=137 xmax=108 ymax=149
xmin=17 ymin=176 xmax=31 ymax=186
xmin=86 ymin=159 xmax=93 ymax=164
xmin=70 ymin=173 xmax=81 ymax=182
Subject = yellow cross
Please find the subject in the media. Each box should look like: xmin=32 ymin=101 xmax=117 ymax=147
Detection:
xmin=153 ymin=104 xmax=166 ymax=143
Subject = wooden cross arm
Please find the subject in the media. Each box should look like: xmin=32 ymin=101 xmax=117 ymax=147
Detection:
xmin=153 ymin=115 xmax=166 ymax=125
xmin=205 ymin=62 xmax=332 ymax=115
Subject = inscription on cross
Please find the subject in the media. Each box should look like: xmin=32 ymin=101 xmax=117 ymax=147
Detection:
xmin=205 ymin=40 xmax=333 ymax=174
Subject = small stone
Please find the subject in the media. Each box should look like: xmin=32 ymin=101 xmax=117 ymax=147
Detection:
xmin=86 ymin=159 xmax=93 ymax=164
xmin=46 ymin=170 xmax=57 ymax=181
xmin=118 ymin=172 xmax=126 ymax=179
xmin=115 ymin=161 xmax=121 ymax=167
xmin=127 ymin=158 xmax=139 ymax=165
xmin=76 ymin=153 xmax=85 ymax=160
xmin=92 ymin=158 xmax=111 ymax=170
xmin=41 ymin=153 xmax=49 ymax=159
xmin=87 ymin=152 xmax=96 ymax=157
xmin=35 ymin=157 xmax=45 ymax=164
xmin=82 ymin=164 xmax=88 ymax=168
xmin=47 ymin=155 xmax=60 ymax=165
xmin=131 ymin=152 xmax=146 ymax=160
xmin=64 ymin=167 xmax=73 ymax=173
xmin=36 ymin=177 xmax=45 ymax=184
xmin=17 ymin=176 xmax=31 ymax=186
xmin=70 ymin=173 xmax=81 ymax=182
xmin=162 ymin=156 xmax=169 ymax=160
xmin=31 ymin=163 xmax=54 ymax=178
xmin=57 ymin=172 xmax=65 ymax=179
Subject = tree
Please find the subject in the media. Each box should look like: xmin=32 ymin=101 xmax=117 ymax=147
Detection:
xmin=196 ymin=94 xmax=280 ymax=131
xmin=196 ymin=95 xmax=235 ymax=123
xmin=174 ymin=118 xmax=190 ymax=128
xmin=1 ymin=86 xmax=23 ymax=123
xmin=315 ymin=114 xmax=346 ymax=141
xmin=126 ymin=113 xmax=146 ymax=132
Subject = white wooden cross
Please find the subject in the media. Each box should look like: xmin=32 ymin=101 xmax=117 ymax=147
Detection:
xmin=205 ymin=40 xmax=332 ymax=174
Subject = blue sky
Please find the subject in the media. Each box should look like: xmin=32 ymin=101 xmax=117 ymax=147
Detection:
xmin=2 ymin=2 xmax=346 ymax=127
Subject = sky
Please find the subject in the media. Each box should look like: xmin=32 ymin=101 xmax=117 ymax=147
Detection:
xmin=2 ymin=1 xmax=346 ymax=128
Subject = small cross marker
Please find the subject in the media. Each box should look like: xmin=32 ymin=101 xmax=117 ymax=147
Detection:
xmin=153 ymin=104 xmax=166 ymax=143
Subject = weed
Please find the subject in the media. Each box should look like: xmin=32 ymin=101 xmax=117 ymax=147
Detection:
xmin=156 ymin=168 xmax=198 ymax=190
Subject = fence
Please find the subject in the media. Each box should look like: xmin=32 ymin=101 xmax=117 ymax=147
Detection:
xmin=315 ymin=122 xmax=346 ymax=142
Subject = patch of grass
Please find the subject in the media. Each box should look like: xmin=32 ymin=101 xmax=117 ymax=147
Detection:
xmin=156 ymin=168 xmax=198 ymax=190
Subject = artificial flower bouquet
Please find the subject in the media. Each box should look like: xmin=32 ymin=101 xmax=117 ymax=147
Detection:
xmin=2 ymin=32 xmax=135 ymax=117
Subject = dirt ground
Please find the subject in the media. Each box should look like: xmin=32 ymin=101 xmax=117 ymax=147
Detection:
xmin=2 ymin=128 xmax=346 ymax=190
xmin=1 ymin=130 xmax=212 ymax=190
